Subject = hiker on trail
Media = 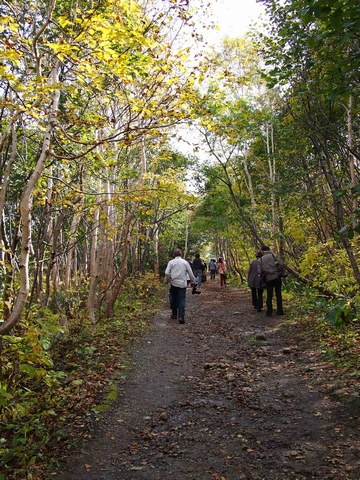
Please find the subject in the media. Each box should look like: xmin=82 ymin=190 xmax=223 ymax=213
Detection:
xmin=165 ymin=248 xmax=196 ymax=324
xmin=217 ymin=257 xmax=227 ymax=287
xmin=187 ymin=257 xmax=201 ymax=294
xmin=192 ymin=253 xmax=205 ymax=289
xmin=247 ymin=251 xmax=264 ymax=312
xmin=209 ymin=258 xmax=217 ymax=280
xmin=258 ymin=245 xmax=285 ymax=317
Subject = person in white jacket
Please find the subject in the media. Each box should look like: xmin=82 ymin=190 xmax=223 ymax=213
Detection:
xmin=165 ymin=248 xmax=196 ymax=324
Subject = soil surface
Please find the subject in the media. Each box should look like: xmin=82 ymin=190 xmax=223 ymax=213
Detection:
xmin=55 ymin=277 xmax=360 ymax=479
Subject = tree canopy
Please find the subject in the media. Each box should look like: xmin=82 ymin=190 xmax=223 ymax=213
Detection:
xmin=1 ymin=0 xmax=360 ymax=475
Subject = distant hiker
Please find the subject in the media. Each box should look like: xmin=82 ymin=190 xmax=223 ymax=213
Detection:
xmin=217 ymin=257 xmax=227 ymax=287
xmin=258 ymin=245 xmax=285 ymax=317
xmin=192 ymin=253 xmax=205 ymax=289
xmin=186 ymin=258 xmax=201 ymax=295
xmin=165 ymin=248 xmax=196 ymax=324
xmin=247 ymin=251 xmax=264 ymax=312
xmin=209 ymin=258 xmax=217 ymax=279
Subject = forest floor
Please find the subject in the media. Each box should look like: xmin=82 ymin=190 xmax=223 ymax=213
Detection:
xmin=54 ymin=276 xmax=360 ymax=480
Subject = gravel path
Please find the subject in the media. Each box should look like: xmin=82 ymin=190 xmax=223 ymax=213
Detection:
xmin=55 ymin=277 xmax=360 ymax=479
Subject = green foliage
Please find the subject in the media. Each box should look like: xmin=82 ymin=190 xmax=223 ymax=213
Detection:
xmin=0 ymin=309 xmax=66 ymax=476
xmin=318 ymin=320 xmax=360 ymax=371
xmin=0 ymin=273 xmax=164 ymax=479
xmin=260 ymin=0 xmax=360 ymax=96
xmin=323 ymin=301 xmax=357 ymax=328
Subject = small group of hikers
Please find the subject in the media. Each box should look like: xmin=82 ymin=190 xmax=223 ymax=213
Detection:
xmin=247 ymin=245 xmax=286 ymax=317
xmin=186 ymin=255 xmax=227 ymax=289
xmin=165 ymin=250 xmax=228 ymax=323
xmin=165 ymin=245 xmax=286 ymax=324
xmin=207 ymin=258 xmax=227 ymax=285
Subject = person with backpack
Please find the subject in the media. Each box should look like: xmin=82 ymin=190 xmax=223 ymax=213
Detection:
xmin=247 ymin=251 xmax=264 ymax=312
xmin=258 ymin=245 xmax=285 ymax=317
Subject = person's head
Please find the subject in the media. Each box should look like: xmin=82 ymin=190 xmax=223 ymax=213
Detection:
xmin=218 ymin=257 xmax=223 ymax=262
xmin=256 ymin=251 xmax=262 ymax=258
xmin=261 ymin=245 xmax=270 ymax=252
xmin=173 ymin=248 xmax=182 ymax=257
xmin=195 ymin=253 xmax=200 ymax=258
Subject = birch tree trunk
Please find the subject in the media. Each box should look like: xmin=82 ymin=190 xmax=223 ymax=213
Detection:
xmin=64 ymin=210 xmax=82 ymax=291
xmin=104 ymin=137 xmax=147 ymax=317
xmin=243 ymin=145 xmax=256 ymax=212
xmin=347 ymin=95 xmax=358 ymax=221
xmin=266 ymin=123 xmax=277 ymax=247
xmin=1 ymin=121 xmax=17 ymax=319
xmin=44 ymin=212 xmax=64 ymax=306
xmin=153 ymin=224 xmax=160 ymax=276
xmin=87 ymin=181 xmax=101 ymax=329
xmin=0 ymin=65 xmax=60 ymax=335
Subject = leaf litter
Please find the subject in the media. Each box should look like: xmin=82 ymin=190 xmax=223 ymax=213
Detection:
xmin=55 ymin=279 xmax=360 ymax=479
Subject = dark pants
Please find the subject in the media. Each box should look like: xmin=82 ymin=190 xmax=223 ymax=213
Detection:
xmin=194 ymin=269 xmax=203 ymax=288
xmin=170 ymin=285 xmax=187 ymax=318
xmin=265 ymin=277 xmax=283 ymax=315
xmin=251 ymin=287 xmax=263 ymax=311
xmin=210 ymin=269 xmax=216 ymax=279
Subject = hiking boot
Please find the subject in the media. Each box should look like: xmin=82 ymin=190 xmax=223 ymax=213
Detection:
xmin=178 ymin=317 xmax=185 ymax=324
xmin=266 ymin=312 xmax=272 ymax=317
xmin=170 ymin=313 xmax=177 ymax=319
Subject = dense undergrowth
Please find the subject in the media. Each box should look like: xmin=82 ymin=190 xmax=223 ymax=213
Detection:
xmin=0 ymin=273 xmax=164 ymax=480
xmin=2 ymin=274 xmax=360 ymax=479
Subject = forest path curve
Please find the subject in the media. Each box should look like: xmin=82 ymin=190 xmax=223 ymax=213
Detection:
xmin=55 ymin=276 xmax=360 ymax=479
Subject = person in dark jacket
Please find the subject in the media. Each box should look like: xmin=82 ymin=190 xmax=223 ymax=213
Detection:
xmin=247 ymin=251 xmax=263 ymax=312
xmin=258 ymin=245 xmax=285 ymax=317
xmin=192 ymin=253 xmax=205 ymax=289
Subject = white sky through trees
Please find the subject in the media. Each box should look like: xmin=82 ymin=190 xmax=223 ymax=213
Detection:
xmin=207 ymin=0 xmax=264 ymax=43
xmin=177 ymin=0 xmax=266 ymax=189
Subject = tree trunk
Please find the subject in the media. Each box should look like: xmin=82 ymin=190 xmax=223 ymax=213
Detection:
xmin=86 ymin=182 xmax=101 ymax=329
xmin=0 ymin=64 xmax=60 ymax=335
xmin=153 ymin=224 xmax=160 ymax=276
xmin=104 ymin=138 xmax=147 ymax=316
xmin=44 ymin=212 xmax=64 ymax=307
xmin=347 ymin=95 xmax=358 ymax=221
xmin=64 ymin=210 xmax=82 ymax=291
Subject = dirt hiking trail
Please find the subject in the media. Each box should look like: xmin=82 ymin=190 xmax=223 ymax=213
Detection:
xmin=55 ymin=277 xmax=360 ymax=479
